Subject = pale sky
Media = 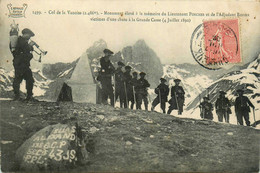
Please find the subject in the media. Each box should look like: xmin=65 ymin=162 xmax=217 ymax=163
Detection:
xmin=0 ymin=0 xmax=259 ymax=70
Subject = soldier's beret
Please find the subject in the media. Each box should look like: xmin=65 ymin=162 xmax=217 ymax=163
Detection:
xmin=160 ymin=78 xmax=167 ymax=82
xmin=237 ymin=89 xmax=244 ymax=93
xmin=103 ymin=49 xmax=114 ymax=54
xmin=140 ymin=72 xmax=146 ymax=76
xmin=219 ymin=91 xmax=226 ymax=95
xmin=22 ymin=28 xmax=35 ymax=37
xmin=125 ymin=65 xmax=132 ymax=70
xmin=132 ymin=72 xmax=138 ymax=75
xmin=117 ymin=61 xmax=125 ymax=66
xmin=174 ymin=79 xmax=181 ymax=82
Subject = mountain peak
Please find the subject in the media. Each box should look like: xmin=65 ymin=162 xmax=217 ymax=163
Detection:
xmin=134 ymin=39 xmax=147 ymax=47
xmin=247 ymin=54 xmax=260 ymax=71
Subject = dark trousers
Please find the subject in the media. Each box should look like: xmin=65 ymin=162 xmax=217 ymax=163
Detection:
xmin=101 ymin=83 xmax=114 ymax=106
xmin=217 ymin=110 xmax=229 ymax=123
xmin=136 ymin=93 xmax=148 ymax=110
xmin=115 ymin=85 xmax=126 ymax=108
xmin=13 ymin=67 xmax=34 ymax=97
xmin=167 ymin=97 xmax=184 ymax=115
xmin=236 ymin=110 xmax=250 ymax=126
xmin=152 ymin=97 xmax=166 ymax=113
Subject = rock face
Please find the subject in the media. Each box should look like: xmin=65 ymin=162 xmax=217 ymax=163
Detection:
xmin=15 ymin=123 xmax=88 ymax=172
xmin=121 ymin=40 xmax=163 ymax=88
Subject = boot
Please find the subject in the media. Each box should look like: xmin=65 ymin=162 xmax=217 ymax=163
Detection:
xmin=13 ymin=94 xmax=23 ymax=101
xmin=25 ymin=95 xmax=39 ymax=102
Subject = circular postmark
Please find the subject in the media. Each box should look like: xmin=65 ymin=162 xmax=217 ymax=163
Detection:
xmin=190 ymin=20 xmax=241 ymax=70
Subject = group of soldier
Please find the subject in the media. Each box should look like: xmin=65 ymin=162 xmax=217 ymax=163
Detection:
xmin=97 ymin=48 xmax=186 ymax=114
xmin=199 ymin=90 xmax=255 ymax=126
xmin=9 ymin=28 xmax=256 ymax=127
xmin=97 ymin=48 xmax=151 ymax=110
xmin=98 ymin=48 xmax=255 ymax=127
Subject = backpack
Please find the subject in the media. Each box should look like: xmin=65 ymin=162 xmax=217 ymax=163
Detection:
xmin=9 ymin=21 xmax=19 ymax=52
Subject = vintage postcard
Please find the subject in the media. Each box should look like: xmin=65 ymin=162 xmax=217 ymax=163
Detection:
xmin=0 ymin=0 xmax=259 ymax=172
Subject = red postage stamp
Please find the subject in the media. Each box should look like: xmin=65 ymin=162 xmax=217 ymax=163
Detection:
xmin=191 ymin=19 xmax=241 ymax=70
xmin=203 ymin=19 xmax=241 ymax=65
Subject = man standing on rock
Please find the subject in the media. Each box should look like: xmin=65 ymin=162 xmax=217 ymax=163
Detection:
xmin=124 ymin=66 xmax=133 ymax=109
xmin=130 ymin=72 xmax=139 ymax=109
xmin=114 ymin=61 xmax=125 ymax=108
xmin=10 ymin=28 xmax=37 ymax=101
xmin=151 ymin=78 xmax=169 ymax=113
xmin=167 ymin=79 xmax=185 ymax=115
xmin=99 ymin=49 xmax=115 ymax=106
xmin=215 ymin=91 xmax=231 ymax=123
xmin=135 ymin=72 xmax=150 ymax=110
xmin=235 ymin=89 xmax=255 ymax=126
xmin=199 ymin=97 xmax=213 ymax=120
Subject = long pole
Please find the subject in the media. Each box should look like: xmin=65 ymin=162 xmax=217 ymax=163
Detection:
xmin=199 ymin=94 xmax=202 ymax=119
xmin=133 ymin=86 xmax=136 ymax=106
xmin=124 ymin=82 xmax=129 ymax=108
xmin=253 ymin=108 xmax=256 ymax=127
xmin=114 ymin=74 xmax=116 ymax=104
xmin=159 ymin=89 xmax=162 ymax=113
xmin=225 ymin=108 xmax=228 ymax=123
xmin=174 ymin=92 xmax=179 ymax=112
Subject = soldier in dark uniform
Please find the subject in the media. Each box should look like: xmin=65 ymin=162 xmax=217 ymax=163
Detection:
xmin=167 ymin=79 xmax=185 ymax=115
xmin=130 ymin=72 xmax=138 ymax=109
xmin=99 ymin=49 xmax=115 ymax=106
xmin=215 ymin=91 xmax=231 ymax=123
xmin=135 ymin=72 xmax=150 ymax=110
xmin=114 ymin=61 xmax=125 ymax=108
xmin=235 ymin=89 xmax=255 ymax=126
xmin=151 ymin=78 xmax=169 ymax=113
xmin=199 ymin=97 xmax=213 ymax=120
xmin=10 ymin=28 xmax=36 ymax=101
xmin=123 ymin=66 xmax=133 ymax=108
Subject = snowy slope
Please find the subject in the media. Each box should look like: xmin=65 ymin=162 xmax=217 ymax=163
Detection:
xmin=0 ymin=68 xmax=52 ymax=98
xmin=162 ymin=64 xmax=213 ymax=104
xmin=185 ymin=55 xmax=260 ymax=126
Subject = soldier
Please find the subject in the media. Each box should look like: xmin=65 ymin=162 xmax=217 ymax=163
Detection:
xmin=124 ymin=66 xmax=133 ymax=108
xmin=99 ymin=49 xmax=115 ymax=106
xmin=114 ymin=61 xmax=125 ymax=108
xmin=10 ymin=28 xmax=37 ymax=101
xmin=151 ymin=78 xmax=169 ymax=113
xmin=167 ymin=79 xmax=185 ymax=115
xmin=235 ymin=89 xmax=255 ymax=126
xmin=135 ymin=72 xmax=150 ymax=110
xmin=199 ymin=97 xmax=213 ymax=120
xmin=215 ymin=91 xmax=231 ymax=123
xmin=130 ymin=72 xmax=139 ymax=109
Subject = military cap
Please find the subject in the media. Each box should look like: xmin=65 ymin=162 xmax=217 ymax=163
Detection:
xmin=160 ymin=78 xmax=167 ymax=82
xmin=125 ymin=65 xmax=132 ymax=70
xmin=22 ymin=28 xmax=35 ymax=37
xmin=140 ymin=72 xmax=146 ymax=76
xmin=103 ymin=49 xmax=114 ymax=54
xmin=117 ymin=61 xmax=125 ymax=66
xmin=132 ymin=72 xmax=138 ymax=75
xmin=203 ymin=96 xmax=209 ymax=100
xmin=237 ymin=89 xmax=244 ymax=93
xmin=174 ymin=79 xmax=181 ymax=82
xmin=219 ymin=91 xmax=226 ymax=95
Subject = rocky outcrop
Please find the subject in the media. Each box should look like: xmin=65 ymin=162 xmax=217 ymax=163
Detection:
xmin=15 ymin=123 xmax=88 ymax=172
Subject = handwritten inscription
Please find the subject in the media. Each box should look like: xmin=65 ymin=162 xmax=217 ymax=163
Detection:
xmin=23 ymin=125 xmax=77 ymax=164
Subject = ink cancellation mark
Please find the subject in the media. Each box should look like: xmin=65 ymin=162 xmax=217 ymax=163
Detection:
xmin=190 ymin=19 xmax=241 ymax=70
xmin=7 ymin=3 xmax=28 ymax=18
